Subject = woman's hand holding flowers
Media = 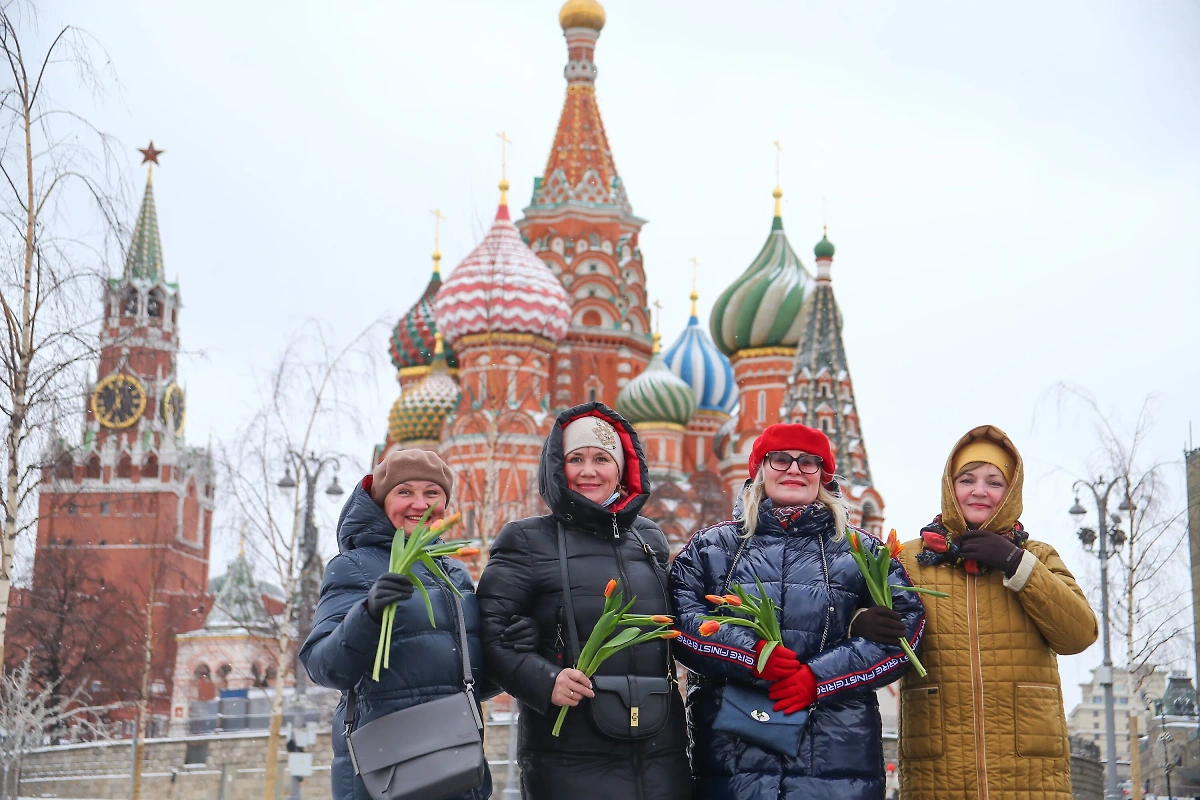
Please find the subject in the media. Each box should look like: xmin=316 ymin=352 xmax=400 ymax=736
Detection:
xmin=958 ymin=530 xmax=1021 ymax=576
xmin=850 ymin=606 xmax=907 ymax=644
xmin=366 ymin=573 xmax=414 ymax=623
xmin=551 ymin=668 xmax=594 ymax=708
xmin=753 ymin=640 xmax=800 ymax=681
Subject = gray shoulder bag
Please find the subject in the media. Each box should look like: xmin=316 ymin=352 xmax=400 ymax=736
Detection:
xmin=344 ymin=586 xmax=486 ymax=800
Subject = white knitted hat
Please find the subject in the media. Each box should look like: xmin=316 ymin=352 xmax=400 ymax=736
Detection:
xmin=562 ymin=416 xmax=625 ymax=473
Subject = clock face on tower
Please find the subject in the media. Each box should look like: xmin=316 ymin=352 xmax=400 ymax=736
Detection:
xmin=91 ymin=374 xmax=147 ymax=429
xmin=161 ymin=383 xmax=186 ymax=437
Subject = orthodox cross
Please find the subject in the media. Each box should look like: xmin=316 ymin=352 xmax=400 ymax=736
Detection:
xmin=497 ymin=131 xmax=512 ymax=181
xmin=430 ymin=208 xmax=447 ymax=274
xmin=773 ymin=139 xmax=783 ymax=186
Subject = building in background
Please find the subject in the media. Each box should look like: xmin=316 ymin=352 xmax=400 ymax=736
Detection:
xmin=7 ymin=157 xmax=215 ymax=732
xmin=1068 ymin=665 xmax=1170 ymax=785
xmin=376 ymin=0 xmax=884 ymax=561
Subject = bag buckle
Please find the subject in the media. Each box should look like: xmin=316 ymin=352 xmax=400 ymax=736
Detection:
xmin=631 ymin=706 xmax=639 ymax=727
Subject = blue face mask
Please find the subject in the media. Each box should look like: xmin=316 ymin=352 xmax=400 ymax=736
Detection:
xmin=602 ymin=491 xmax=621 ymax=508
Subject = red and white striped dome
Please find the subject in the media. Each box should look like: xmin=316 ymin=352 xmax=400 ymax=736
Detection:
xmin=434 ymin=202 xmax=571 ymax=346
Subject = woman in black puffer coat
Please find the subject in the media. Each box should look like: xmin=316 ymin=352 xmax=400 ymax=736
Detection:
xmin=299 ymin=449 xmax=534 ymax=800
xmin=671 ymin=423 xmax=927 ymax=800
xmin=477 ymin=402 xmax=691 ymax=800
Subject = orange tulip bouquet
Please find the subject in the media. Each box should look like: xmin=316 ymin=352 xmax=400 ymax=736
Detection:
xmin=372 ymin=510 xmax=480 ymax=681
xmin=697 ymin=578 xmax=784 ymax=672
xmin=847 ymin=528 xmax=947 ymax=678
xmin=552 ymin=578 xmax=678 ymax=737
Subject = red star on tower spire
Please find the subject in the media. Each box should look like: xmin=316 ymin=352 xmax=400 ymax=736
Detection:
xmin=138 ymin=141 xmax=164 ymax=166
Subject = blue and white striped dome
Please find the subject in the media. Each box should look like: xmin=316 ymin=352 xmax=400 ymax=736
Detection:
xmin=663 ymin=308 xmax=737 ymax=415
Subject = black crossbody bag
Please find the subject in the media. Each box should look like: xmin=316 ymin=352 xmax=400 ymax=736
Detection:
xmin=557 ymin=522 xmax=673 ymax=739
xmin=344 ymin=586 xmax=486 ymax=800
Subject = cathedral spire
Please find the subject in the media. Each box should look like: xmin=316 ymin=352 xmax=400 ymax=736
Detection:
xmin=124 ymin=155 xmax=165 ymax=282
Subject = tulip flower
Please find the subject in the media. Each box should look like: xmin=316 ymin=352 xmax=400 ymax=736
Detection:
xmin=372 ymin=510 xmax=475 ymax=681
xmin=921 ymin=530 xmax=948 ymax=553
xmin=552 ymin=578 xmax=678 ymax=736
xmin=843 ymin=526 xmax=947 ymax=678
xmin=697 ymin=578 xmax=785 ymax=672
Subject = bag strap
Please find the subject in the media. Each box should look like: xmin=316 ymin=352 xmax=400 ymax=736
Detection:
xmin=557 ymin=523 xmax=582 ymax=667
xmin=344 ymin=571 xmax=475 ymax=736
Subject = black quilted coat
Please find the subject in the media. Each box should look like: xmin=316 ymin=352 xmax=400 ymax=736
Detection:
xmin=476 ymin=402 xmax=691 ymax=800
xmin=299 ymin=478 xmax=492 ymax=800
xmin=670 ymin=501 xmax=927 ymax=800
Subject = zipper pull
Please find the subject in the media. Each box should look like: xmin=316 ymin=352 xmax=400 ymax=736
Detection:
xmin=612 ymin=514 xmax=619 ymax=539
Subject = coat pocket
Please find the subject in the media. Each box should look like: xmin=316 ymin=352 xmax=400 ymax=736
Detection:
xmin=900 ymin=685 xmax=944 ymax=760
xmin=1015 ymin=683 xmax=1067 ymax=758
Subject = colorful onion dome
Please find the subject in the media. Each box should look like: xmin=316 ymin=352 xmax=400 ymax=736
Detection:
xmin=433 ymin=188 xmax=571 ymax=347
xmin=389 ymin=258 xmax=458 ymax=371
xmin=559 ymin=0 xmax=606 ymax=31
xmin=709 ymin=186 xmax=813 ymax=357
xmin=814 ymin=229 xmax=835 ymax=259
xmin=388 ymin=335 xmax=460 ymax=444
xmin=616 ymin=333 xmax=698 ymax=427
xmin=663 ymin=291 xmax=736 ymax=415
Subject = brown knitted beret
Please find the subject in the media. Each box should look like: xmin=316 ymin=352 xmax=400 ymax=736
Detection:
xmin=370 ymin=449 xmax=454 ymax=505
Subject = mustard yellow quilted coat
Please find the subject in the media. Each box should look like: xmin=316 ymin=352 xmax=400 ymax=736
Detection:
xmin=897 ymin=426 xmax=1098 ymax=800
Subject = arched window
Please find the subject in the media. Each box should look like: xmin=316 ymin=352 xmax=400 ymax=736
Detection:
xmin=121 ymin=287 xmax=138 ymax=316
xmin=142 ymin=453 xmax=158 ymax=479
xmin=193 ymin=663 xmax=216 ymax=701
xmin=85 ymin=455 xmax=101 ymax=479
xmin=147 ymin=289 xmax=164 ymax=318
xmin=116 ymin=453 xmax=132 ymax=479
xmin=53 ymin=452 xmax=73 ymax=481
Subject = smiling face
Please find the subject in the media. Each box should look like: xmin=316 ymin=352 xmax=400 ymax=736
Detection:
xmin=565 ymin=446 xmax=622 ymax=506
xmin=383 ymin=480 xmax=447 ymax=534
xmin=762 ymin=449 xmax=821 ymax=506
xmin=954 ymin=463 xmax=1009 ymax=527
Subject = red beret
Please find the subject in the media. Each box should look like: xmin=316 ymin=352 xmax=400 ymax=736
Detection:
xmin=748 ymin=423 xmax=836 ymax=480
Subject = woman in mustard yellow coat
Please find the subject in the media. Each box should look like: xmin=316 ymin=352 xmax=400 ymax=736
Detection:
xmin=897 ymin=426 xmax=1098 ymax=800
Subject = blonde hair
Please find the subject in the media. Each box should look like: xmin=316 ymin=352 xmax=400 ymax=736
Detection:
xmin=738 ymin=469 xmax=848 ymax=539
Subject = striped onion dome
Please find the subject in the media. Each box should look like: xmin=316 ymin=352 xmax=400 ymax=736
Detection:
xmin=389 ymin=263 xmax=458 ymax=371
xmin=616 ymin=334 xmax=698 ymax=427
xmin=388 ymin=338 xmax=460 ymax=444
xmin=709 ymin=187 xmax=814 ymax=356
xmin=433 ymin=190 xmax=571 ymax=347
xmin=663 ymin=292 xmax=736 ymax=415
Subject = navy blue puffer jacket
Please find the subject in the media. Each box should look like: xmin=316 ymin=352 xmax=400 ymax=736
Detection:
xmin=670 ymin=501 xmax=926 ymax=800
xmin=299 ymin=479 xmax=492 ymax=800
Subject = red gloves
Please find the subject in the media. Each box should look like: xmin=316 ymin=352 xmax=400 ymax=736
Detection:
xmin=753 ymin=641 xmax=800 ymax=681
xmin=768 ymin=665 xmax=816 ymax=714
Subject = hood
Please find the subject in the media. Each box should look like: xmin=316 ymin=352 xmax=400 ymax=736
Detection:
xmin=335 ymin=477 xmax=398 ymax=552
xmin=538 ymin=402 xmax=651 ymax=531
xmin=940 ymin=424 xmax=1024 ymax=535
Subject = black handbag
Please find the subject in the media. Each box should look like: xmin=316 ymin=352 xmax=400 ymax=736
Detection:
xmin=557 ymin=523 xmax=673 ymax=740
xmin=344 ymin=585 xmax=486 ymax=800
xmin=711 ymin=531 xmax=831 ymax=756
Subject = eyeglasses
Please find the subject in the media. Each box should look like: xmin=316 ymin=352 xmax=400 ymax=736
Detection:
xmin=765 ymin=452 xmax=823 ymax=474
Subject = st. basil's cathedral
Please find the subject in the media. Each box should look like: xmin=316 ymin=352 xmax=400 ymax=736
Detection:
xmin=382 ymin=0 xmax=886 ymax=561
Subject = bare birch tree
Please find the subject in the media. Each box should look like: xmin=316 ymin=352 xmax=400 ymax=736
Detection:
xmin=219 ymin=319 xmax=377 ymax=800
xmin=1052 ymin=385 xmax=1190 ymax=800
xmin=0 ymin=3 xmax=126 ymax=666
xmin=0 ymin=655 xmax=112 ymax=799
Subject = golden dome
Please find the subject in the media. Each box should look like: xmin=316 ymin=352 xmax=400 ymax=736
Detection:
xmin=559 ymin=0 xmax=606 ymax=31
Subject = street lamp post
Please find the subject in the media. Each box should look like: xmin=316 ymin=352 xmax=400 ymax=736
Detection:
xmin=277 ymin=451 xmax=343 ymax=800
xmin=277 ymin=451 xmax=344 ymax=696
xmin=1070 ymin=477 xmax=1128 ymax=800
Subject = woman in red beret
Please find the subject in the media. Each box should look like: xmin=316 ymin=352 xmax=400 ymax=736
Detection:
xmin=670 ymin=423 xmax=926 ymax=800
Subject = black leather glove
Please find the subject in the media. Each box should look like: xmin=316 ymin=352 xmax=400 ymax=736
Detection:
xmin=501 ymin=615 xmax=539 ymax=653
xmin=366 ymin=572 xmax=414 ymax=623
xmin=959 ymin=530 xmax=1021 ymax=576
xmin=850 ymin=606 xmax=907 ymax=644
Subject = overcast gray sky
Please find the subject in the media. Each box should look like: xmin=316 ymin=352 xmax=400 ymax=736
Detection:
xmin=50 ymin=0 xmax=1200 ymax=710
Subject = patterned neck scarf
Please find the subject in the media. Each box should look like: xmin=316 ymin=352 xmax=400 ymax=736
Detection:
xmin=916 ymin=514 xmax=1029 ymax=574
xmin=772 ymin=504 xmax=815 ymax=525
